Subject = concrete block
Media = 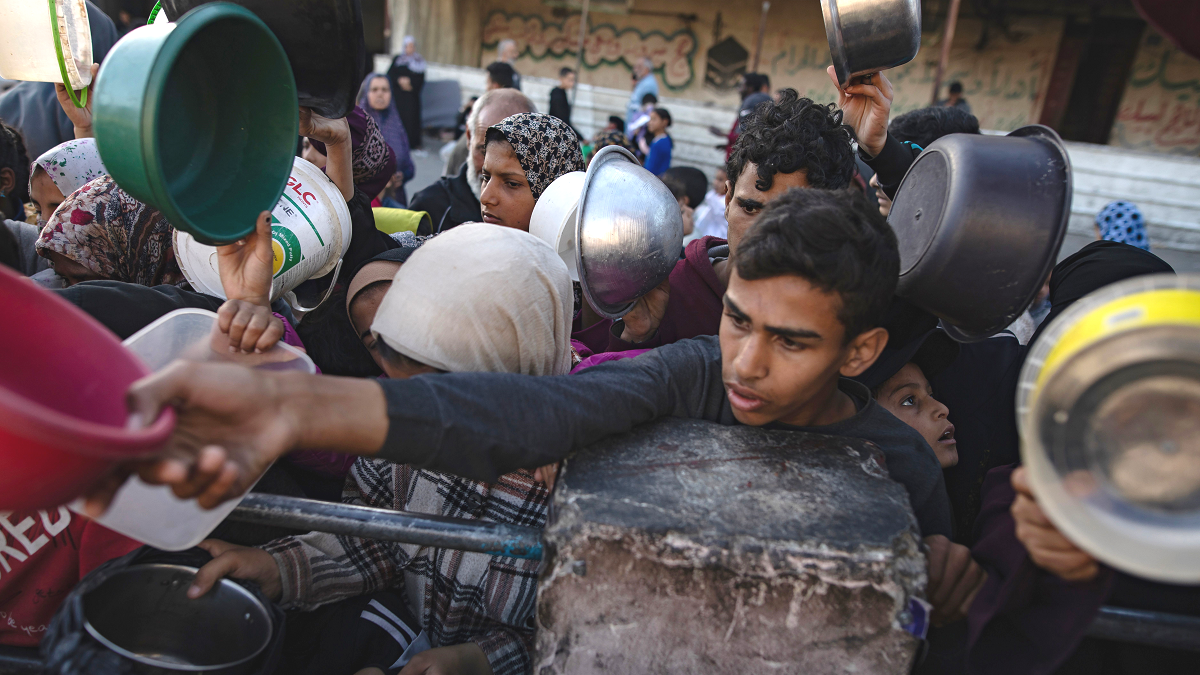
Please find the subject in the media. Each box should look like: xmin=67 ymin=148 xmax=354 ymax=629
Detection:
xmin=536 ymin=418 xmax=927 ymax=675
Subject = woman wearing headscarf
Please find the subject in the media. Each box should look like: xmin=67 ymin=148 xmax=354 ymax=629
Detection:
xmin=480 ymin=112 xmax=585 ymax=230
xmin=35 ymin=175 xmax=182 ymax=287
xmin=28 ymin=138 xmax=107 ymax=227
xmin=1095 ymin=200 xmax=1149 ymax=251
xmin=357 ymin=74 xmax=415 ymax=206
xmin=190 ymin=224 xmax=574 ymax=675
xmin=296 ymin=107 xmax=400 ymax=298
xmin=387 ymin=36 xmax=427 ymax=151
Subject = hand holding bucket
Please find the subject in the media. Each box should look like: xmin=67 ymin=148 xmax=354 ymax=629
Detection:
xmin=0 ymin=0 xmax=93 ymax=106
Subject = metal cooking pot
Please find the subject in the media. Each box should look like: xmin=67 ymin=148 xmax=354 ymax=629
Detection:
xmin=888 ymin=125 xmax=1071 ymax=342
xmin=1018 ymin=274 xmax=1200 ymax=584
xmin=82 ymin=564 xmax=273 ymax=674
xmin=162 ymin=0 xmax=364 ymax=118
xmin=575 ymin=146 xmax=684 ymax=320
xmin=821 ymin=0 xmax=922 ymax=86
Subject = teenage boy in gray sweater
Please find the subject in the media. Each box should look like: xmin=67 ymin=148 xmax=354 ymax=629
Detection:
xmin=95 ymin=189 xmax=952 ymax=540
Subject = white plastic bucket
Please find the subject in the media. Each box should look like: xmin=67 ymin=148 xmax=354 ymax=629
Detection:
xmin=0 ymin=0 xmax=93 ymax=90
xmin=175 ymin=156 xmax=351 ymax=302
xmin=529 ymin=171 xmax=585 ymax=282
xmin=69 ymin=308 xmax=314 ymax=551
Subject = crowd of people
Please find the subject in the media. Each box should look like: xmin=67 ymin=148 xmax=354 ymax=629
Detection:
xmin=0 ymin=5 xmax=1195 ymax=675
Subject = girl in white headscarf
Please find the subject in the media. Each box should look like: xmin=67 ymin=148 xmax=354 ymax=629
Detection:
xmin=192 ymin=224 xmax=574 ymax=675
xmin=27 ymin=138 xmax=107 ymax=227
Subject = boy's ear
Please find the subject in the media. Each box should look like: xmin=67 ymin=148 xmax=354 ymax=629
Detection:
xmin=840 ymin=327 xmax=889 ymax=378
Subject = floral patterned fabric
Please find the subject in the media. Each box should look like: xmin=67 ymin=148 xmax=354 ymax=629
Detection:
xmin=487 ymin=113 xmax=585 ymax=200
xmin=35 ymin=175 xmax=183 ymax=287
xmin=30 ymin=138 xmax=108 ymax=226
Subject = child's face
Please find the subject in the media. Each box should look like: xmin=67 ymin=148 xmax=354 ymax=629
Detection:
xmin=29 ymin=168 xmax=65 ymax=225
xmin=877 ymin=363 xmax=958 ymax=467
xmin=479 ymin=140 xmax=536 ymax=231
xmin=712 ymin=169 xmax=728 ymax=196
xmin=719 ymin=271 xmax=886 ymax=428
xmin=561 ymin=72 xmax=576 ymax=89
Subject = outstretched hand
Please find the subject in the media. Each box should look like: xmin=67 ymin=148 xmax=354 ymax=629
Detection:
xmin=84 ymin=362 xmax=299 ymax=513
xmin=826 ymin=66 xmax=893 ymax=158
xmin=189 ymin=540 xmax=282 ymax=601
xmin=216 ymin=211 xmax=274 ymax=307
xmin=55 ymin=63 xmax=99 ymax=139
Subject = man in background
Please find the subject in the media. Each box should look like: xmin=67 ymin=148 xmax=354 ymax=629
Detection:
xmin=485 ymin=62 xmax=517 ymax=91
xmin=549 ymin=67 xmax=576 ymax=127
xmin=938 ymin=81 xmax=971 ymax=113
xmin=496 ymin=39 xmax=522 ymax=90
xmin=626 ymin=58 xmax=659 ymax=132
xmin=710 ymin=73 xmax=772 ymax=160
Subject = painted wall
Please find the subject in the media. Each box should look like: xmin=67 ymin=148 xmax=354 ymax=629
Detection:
xmin=1110 ymin=27 xmax=1200 ymax=156
xmin=476 ymin=0 xmax=1062 ymax=132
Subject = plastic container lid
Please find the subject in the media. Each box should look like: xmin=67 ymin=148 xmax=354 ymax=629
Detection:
xmin=74 ymin=309 xmax=312 ymax=551
xmin=1019 ymin=273 xmax=1200 ymax=583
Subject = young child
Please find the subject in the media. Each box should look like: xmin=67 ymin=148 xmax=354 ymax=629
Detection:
xmin=855 ymin=328 xmax=961 ymax=469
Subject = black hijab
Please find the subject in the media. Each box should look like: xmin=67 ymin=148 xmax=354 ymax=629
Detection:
xmin=1030 ymin=240 xmax=1175 ymax=348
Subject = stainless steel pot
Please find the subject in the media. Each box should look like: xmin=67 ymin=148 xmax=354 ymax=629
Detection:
xmin=82 ymin=564 xmax=273 ymax=674
xmin=821 ymin=0 xmax=922 ymax=85
xmin=888 ymin=125 xmax=1072 ymax=342
xmin=575 ymin=145 xmax=684 ymax=320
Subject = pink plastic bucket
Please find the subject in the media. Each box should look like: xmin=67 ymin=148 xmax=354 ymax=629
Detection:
xmin=0 ymin=265 xmax=175 ymax=509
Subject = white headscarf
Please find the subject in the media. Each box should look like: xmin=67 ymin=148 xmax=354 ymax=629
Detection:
xmin=31 ymin=138 xmax=107 ymax=198
xmin=372 ymin=223 xmax=574 ymax=376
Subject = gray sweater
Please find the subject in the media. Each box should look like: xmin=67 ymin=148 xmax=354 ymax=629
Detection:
xmin=378 ymin=335 xmax=952 ymax=537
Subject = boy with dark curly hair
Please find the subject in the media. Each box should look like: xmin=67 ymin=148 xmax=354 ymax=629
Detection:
xmin=573 ymin=90 xmax=858 ymax=355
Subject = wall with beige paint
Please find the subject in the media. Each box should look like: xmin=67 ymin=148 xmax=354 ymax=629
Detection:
xmin=474 ymin=0 xmax=1062 ymax=132
xmin=1110 ymin=27 xmax=1200 ymax=156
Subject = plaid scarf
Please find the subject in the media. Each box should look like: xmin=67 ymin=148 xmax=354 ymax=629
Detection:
xmin=262 ymin=460 xmax=548 ymax=675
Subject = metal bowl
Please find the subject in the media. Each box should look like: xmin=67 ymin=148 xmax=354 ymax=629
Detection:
xmin=83 ymin=564 xmax=272 ymax=673
xmin=888 ymin=125 xmax=1071 ymax=342
xmin=1019 ymin=275 xmax=1200 ymax=584
xmin=575 ymin=146 xmax=684 ymax=320
xmin=822 ymin=0 xmax=922 ymax=86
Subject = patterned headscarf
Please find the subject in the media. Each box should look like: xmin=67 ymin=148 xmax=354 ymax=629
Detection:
xmin=308 ymin=106 xmax=397 ymax=198
xmin=590 ymin=129 xmax=637 ymax=157
xmin=36 ymin=175 xmax=183 ymax=286
xmin=30 ymin=138 xmax=107 ymax=206
xmin=1096 ymin=200 xmax=1149 ymax=251
xmin=486 ymin=113 xmax=585 ymax=200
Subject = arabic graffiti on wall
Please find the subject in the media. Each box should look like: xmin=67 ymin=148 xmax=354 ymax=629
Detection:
xmin=1111 ymin=30 xmax=1200 ymax=156
xmin=481 ymin=11 xmax=697 ymax=90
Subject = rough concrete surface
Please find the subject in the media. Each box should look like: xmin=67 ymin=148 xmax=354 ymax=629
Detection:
xmin=536 ymin=418 xmax=927 ymax=674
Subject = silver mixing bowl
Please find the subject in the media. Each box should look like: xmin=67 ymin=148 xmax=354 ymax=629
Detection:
xmin=83 ymin=564 xmax=272 ymax=673
xmin=575 ymin=145 xmax=684 ymax=320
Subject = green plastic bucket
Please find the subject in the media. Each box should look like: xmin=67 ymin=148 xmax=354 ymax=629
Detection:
xmin=93 ymin=2 xmax=297 ymax=245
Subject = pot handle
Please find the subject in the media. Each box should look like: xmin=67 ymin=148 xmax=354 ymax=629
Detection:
xmin=47 ymin=0 xmax=86 ymax=109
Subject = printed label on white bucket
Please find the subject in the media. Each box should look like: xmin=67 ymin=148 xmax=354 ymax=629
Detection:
xmin=175 ymin=157 xmax=351 ymax=301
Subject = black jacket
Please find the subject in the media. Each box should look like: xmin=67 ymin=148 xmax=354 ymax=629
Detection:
xmin=549 ymin=87 xmax=571 ymax=124
xmin=409 ymin=163 xmax=481 ymax=235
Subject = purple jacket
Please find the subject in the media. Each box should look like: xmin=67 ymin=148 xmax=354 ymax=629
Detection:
xmin=966 ymin=465 xmax=1115 ymax=675
xmin=573 ymin=236 xmax=727 ymax=355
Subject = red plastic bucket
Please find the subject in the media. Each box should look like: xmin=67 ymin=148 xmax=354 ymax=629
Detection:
xmin=0 ymin=266 xmax=175 ymax=509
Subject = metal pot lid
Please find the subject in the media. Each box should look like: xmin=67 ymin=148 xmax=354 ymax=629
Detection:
xmin=575 ymin=145 xmax=683 ymax=320
xmin=890 ymin=124 xmax=1072 ymax=342
xmin=1020 ymin=274 xmax=1200 ymax=583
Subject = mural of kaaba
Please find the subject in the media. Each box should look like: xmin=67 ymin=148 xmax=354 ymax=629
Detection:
xmin=705 ymin=36 xmax=748 ymax=90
